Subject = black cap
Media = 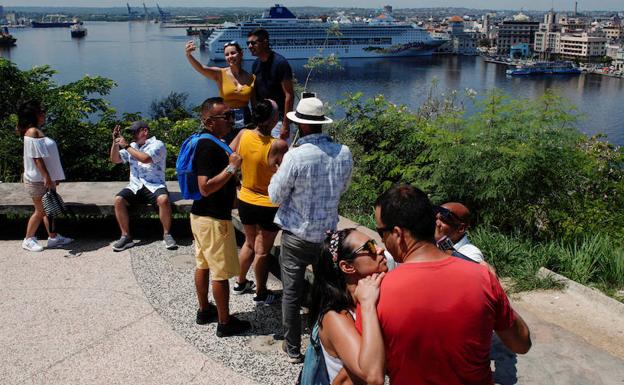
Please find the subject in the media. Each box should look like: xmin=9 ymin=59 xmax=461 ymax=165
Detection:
xmin=126 ymin=120 xmax=148 ymax=133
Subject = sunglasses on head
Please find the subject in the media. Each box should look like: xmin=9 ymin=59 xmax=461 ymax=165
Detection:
xmin=223 ymin=40 xmax=238 ymax=48
xmin=345 ymin=239 xmax=378 ymax=260
xmin=435 ymin=206 xmax=462 ymax=225
xmin=209 ymin=110 xmax=235 ymax=121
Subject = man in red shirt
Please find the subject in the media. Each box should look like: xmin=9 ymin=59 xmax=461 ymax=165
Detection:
xmin=370 ymin=184 xmax=531 ymax=385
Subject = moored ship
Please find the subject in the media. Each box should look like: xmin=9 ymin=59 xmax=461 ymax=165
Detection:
xmin=203 ymin=4 xmax=447 ymax=61
xmin=32 ymin=14 xmax=78 ymax=28
xmin=506 ymin=61 xmax=581 ymax=76
xmin=0 ymin=27 xmax=17 ymax=46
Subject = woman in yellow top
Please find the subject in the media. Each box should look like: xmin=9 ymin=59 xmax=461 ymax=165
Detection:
xmin=229 ymin=99 xmax=289 ymax=304
xmin=185 ymin=40 xmax=255 ymax=142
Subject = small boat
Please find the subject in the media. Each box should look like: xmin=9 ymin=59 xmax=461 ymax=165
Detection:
xmin=0 ymin=26 xmax=16 ymax=46
xmin=70 ymin=22 xmax=87 ymax=38
xmin=186 ymin=27 xmax=200 ymax=36
xmin=506 ymin=61 xmax=581 ymax=76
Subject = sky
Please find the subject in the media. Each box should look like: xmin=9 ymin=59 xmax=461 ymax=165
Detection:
xmin=4 ymin=0 xmax=623 ymax=11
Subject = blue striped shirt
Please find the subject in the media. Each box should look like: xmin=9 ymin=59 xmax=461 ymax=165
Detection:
xmin=268 ymin=133 xmax=353 ymax=243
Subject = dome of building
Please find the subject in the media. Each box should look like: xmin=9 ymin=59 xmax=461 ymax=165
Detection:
xmin=513 ymin=12 xmax=530 ymax=22
xmin=448 ymin=15 xmax=464 ymax=23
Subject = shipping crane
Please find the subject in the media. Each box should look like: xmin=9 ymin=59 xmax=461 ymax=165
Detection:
xmin=156 ymin=4 xmax=170 ymax=22
xmin=126 ymin=3 xmax=139 ymax=19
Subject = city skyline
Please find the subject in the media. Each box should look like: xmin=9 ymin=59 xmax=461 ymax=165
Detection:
xmin=3 ymin=0 xmax=624 ymax=11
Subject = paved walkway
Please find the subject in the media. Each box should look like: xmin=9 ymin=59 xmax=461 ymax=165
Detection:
xmin=1 ymin=238 xmax=623 ymax=385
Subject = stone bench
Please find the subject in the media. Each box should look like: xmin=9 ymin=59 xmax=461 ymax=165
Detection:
xmin=0 ymin=181 xmax=380 ymax=285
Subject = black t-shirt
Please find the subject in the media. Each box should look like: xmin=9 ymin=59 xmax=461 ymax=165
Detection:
xmin=190 ymin=138 xmax=236 ymax=219
xmin=251 ymin=51 xmax=293 ymax=115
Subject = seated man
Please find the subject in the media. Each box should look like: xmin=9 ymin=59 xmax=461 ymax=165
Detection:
xmin=109 ymin=120 xmax=176 ymax=251
xmin=434 ymin=202 xmax=484 ymax=263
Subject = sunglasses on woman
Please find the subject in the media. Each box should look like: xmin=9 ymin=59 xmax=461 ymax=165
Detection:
xmin=345 ymin=239 xmax=378 ymax=260
xmin=223 ymin=40 xmax=238 ymax=48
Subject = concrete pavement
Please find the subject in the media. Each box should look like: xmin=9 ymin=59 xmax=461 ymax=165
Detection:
xmin=1 ymin=237 xmax=623 ymax=385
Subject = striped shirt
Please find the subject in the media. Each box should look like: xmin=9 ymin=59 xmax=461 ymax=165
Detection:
xmin=268 ymin=133 xmax=353 ymax=243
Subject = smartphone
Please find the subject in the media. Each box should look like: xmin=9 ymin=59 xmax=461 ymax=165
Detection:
xmin=301 ymin=91 xmax=316 ymax=99
xmin=436 ymin=236 xmax=455 ymax=251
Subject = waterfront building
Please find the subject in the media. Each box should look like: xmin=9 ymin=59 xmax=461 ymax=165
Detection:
xmin=603 ymin=25 xmax=622 ymax=42
xmin=614 ymin=48 xmax=624 ymax=71
xmin=556 ymin=32 xmax=607 ymax=61
xmin=496 ymin=14 xmax=540 ymax=54
xmin=436 ymin=15 xmax=479 ymax=55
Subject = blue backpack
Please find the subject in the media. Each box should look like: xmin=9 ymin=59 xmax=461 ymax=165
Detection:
xmin=297 ymin=322 xmax=330 ymax=385
xmin=176 ymin=132 xmax=233 ymax=200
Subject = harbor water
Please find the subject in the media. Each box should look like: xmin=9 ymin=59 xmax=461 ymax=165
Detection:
xmin=2 ymin=21 xmax=623 ymax=145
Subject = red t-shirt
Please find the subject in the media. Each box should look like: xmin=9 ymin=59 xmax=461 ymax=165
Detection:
xmin=357 ymin=257 xmax=516 ymax=385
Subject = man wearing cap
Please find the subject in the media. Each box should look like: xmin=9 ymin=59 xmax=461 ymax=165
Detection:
xmin=110 ymin=121 xmax=176 ymax=251
xmin=246 ymin=28 xmax=295 ymax=143
xmin=434 ymin=202 xmax=484 ymax=263
xmin=268 ymin=96 xmax=353 ymax=363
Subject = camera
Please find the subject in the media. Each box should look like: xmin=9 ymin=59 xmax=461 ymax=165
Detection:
xmin=301 ymin=91 xmax=316 ymax=99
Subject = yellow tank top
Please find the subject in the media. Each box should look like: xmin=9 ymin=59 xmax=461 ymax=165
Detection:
xmin=220 ymin=68 xmax=255 ymax=108
xmin=238 ymin=130 xmax=278 ymax=207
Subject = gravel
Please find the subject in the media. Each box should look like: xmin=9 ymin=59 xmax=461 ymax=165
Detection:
xmin=130 ymin=239 xmax=309 ymax=385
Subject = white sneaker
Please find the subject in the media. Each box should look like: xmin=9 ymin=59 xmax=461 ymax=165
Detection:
xmin=22 ymin=237 xmax=44 ymax=252
xmin=47 ymin=234 xmax=74 ymax=248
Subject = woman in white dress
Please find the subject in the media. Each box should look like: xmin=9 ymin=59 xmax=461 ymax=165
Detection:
xmin=17 ymin=100 xmax=73 ymax=252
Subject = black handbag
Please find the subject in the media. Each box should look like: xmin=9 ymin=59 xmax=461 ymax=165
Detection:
xmin=42 ymin=189 xmax=68 ymax=218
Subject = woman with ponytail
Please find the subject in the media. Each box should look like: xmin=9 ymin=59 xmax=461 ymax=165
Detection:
xmin=228 ymin=99 xmax=288 ymax=304
xmin=17 ymin=100 xmax=73 ymax=252
xmin=303 ymin=229 xmax=387 ymax=385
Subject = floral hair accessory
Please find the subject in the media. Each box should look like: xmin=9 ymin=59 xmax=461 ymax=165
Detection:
xmin=326 ymin=230 xmax=340 ymax=265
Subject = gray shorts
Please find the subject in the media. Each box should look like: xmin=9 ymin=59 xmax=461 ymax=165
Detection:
xmin=24 ymin=180 xmax=47 ymax=198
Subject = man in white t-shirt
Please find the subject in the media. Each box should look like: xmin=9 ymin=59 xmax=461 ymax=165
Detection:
xmin=434 ymin=202 xmax=484 ymax=263
xmin=109 ymin=120 xmax=176 ymax=252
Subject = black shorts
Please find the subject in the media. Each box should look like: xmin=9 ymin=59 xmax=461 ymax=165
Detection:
xmin=116 ymin=186 xmax=168 ymax=208
xmin=238 ymin=200 xmax=280 ymax=232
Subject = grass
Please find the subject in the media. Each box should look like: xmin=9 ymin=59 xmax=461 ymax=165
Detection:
xmin=341 ymin=209 xmax=623 ymax=299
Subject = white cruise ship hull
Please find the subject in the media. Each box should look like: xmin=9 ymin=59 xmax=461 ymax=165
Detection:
xmin=203 ymin=5 xmax=446 ymax=62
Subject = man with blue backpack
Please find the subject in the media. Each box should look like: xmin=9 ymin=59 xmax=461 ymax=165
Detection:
xmin=184 ymin=97 xmax=251 ymax=337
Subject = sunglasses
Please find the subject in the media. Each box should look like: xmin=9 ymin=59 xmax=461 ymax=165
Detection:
xmin=246 ymin=39 xmax=263 ymax=46
xmin=435 ymin=206 xmax=462 ymax=226
xmin=376 ymin=226 xmax=392 ymax=239
xmin=209 ymin=111 xmax=235 ymax=121
xmin=345 ymin=239 xmax=378 ymax=260
xmin=223 ymin=40 xmax=238 ymax=48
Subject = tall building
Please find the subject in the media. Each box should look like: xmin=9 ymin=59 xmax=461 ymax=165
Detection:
xmin=535 ymin=10 xmax=561 ymax=60
xmin=496 ymin=14 xmax=540 ymax=54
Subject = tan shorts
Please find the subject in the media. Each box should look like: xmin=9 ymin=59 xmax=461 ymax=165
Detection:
xmin=24 ymin=180 xmax=47 ymax=198
xmin=190 ymin=214 xmax=240 ymax=280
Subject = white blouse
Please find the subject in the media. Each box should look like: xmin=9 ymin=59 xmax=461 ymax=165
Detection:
xmin=23 ymin=136 xmax=66 ymax=182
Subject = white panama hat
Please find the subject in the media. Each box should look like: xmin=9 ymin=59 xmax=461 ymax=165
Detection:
xmin=286 ymin=97 xmax=333 ymax=125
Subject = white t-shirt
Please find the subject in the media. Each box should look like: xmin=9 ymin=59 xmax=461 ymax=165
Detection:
xmin=23 ymin=136 xmax=66 ymax=182
xmin=454 ymin=234 xmax=484 ymax=263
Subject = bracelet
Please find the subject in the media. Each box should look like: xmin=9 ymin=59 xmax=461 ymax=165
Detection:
xmin=225 ymin=164 xmax=237 ymax=175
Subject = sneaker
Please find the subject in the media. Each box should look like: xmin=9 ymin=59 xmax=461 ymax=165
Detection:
xmin=196 ymin=303 xmax=218 ymax=325
xmin=163 ymin=233 xmax=177 ymax=250
xmin=112 ymin=235 xmax=134 ymax=252
xmin=22 ymin=237 xmax=43 ymax=252
xmin=282 ymin=341 xmax=304 ymax=364
xmin=216 ymin=315 xmax=252 ymax=337
xmin=47 ymin=234 xmax=74 ymax=248
xmin=253 ymin=290 xmax=281 ymax=306
xmin=233 ymin=280 xmax=255 ymax=295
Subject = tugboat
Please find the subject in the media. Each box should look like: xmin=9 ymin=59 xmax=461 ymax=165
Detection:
xmin=0 ymin=26 xmax=17 ymax=46
xmin=70 ymin=22 xmax=87 ymax=38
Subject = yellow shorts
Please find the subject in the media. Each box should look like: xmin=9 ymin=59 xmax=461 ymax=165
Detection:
xmin=190 ymin=214 xmax=240 ymax=280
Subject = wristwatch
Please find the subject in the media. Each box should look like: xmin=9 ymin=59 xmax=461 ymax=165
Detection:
xmin=225 ymin=165 xmax=237 ymax=175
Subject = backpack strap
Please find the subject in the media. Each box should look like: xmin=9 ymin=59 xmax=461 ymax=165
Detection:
xmin=197 ymin=132 xmax=233 ymax=155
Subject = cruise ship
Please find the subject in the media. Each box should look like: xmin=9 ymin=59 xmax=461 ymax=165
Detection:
xmin=202 ymin=4 xmax=447 ymax=61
